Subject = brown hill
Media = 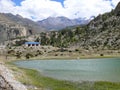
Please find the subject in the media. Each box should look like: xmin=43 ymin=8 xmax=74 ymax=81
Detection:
xmin=0 ymin=13 xmax=46 ymax=42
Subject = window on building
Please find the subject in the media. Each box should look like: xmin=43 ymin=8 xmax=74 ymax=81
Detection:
xmin=28 ymin=44 xmax=31 ymax=47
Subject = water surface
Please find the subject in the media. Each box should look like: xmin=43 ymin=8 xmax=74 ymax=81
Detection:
xmin=14 ymin=58 xmax=120 ymax=82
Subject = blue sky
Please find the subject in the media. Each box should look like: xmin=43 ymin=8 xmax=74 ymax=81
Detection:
xmin=52 ymin=0 xmax=64 ymax=6
xmin=13 ymin=0 xmax=64 ymax=6
xmin=12 ymin=0 xmax=23 ymax=6
xmin=0 ymin=0 xmax=119 ymax=21
xmin=52 ymin=0 xmax=64 ymax=4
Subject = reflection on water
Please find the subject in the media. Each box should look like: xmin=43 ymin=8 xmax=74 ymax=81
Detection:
xmin=14 ymin=58 xmax=120 ymax=82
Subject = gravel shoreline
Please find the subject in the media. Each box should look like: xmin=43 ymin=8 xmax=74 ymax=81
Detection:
xmin=0 ymin=63 xmax=27 ymax=90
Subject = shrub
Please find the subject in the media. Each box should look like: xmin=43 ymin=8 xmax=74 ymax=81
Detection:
xmin=25 ymin=53 xmax=33 ymax=59
xmin=60 ymin=53 xmax=63 ymax=56
xmin=7 ymin=50 xmax=15 ymax=55
xmin=16 ymin=51 xmax=22 ymax=59
xmin=36 ymin=50 xmax=43 ymax=55
xmin=75 ymin=49 xmax=79 ymax=52
xmin=69 ymin=50 xmax=72 ymax=53
xmin=55 ymin=54 xmax=58 ymax=56
xmin=100 ymin=53 xmax=104 ymax=56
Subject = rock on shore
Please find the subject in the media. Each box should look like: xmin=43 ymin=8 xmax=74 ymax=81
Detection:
xmin=0 ymin=63 xmax=27 ymax=90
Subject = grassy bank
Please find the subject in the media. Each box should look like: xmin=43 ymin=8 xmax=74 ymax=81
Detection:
xmin=31 ymin=54 xmax=120 ymax=60
xmin=7 ymin=62 xmax=120 ymax=90
xmin=19 ymin=68 xmax=120 ymax=90
xmin=6 ymin=54 xmax=120 ymax=62
xmin=22 ymin=68 xmax=83 ymax=90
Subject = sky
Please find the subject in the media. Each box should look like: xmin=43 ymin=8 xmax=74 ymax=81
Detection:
xmin=0 ymin=0 xmax=119 ymax=21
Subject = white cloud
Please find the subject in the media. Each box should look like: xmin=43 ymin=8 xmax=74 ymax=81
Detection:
xmin=63 ymin=0 xmax=113 ymax=19
xmin=15 ymin=0 xmax=64 ymax=20
xmin=0 ymin=0 xmax=15 ymax=13
xmin=111 ymin=0 xmax=120 ymax=7
xmin=0 ymin=0 xmax=119 ymax=21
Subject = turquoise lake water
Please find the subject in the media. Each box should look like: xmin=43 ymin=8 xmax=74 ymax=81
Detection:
xmin=14 ymin=58 xmax=120 ymax=82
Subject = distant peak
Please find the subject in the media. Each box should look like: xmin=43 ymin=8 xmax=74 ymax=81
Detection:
xmin=16 ymin=14 xmax=23 ymax=18
xmin=47 ymin=16 xmax=68 ymax=19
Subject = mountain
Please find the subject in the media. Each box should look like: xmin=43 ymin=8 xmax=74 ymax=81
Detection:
xmin=37 ymin=16 xmax=90 ymax=30
xmin=81 ymin=2 xmax=120 ymax=50
xmin=6 ymin=2 xmax=120 ymax=50
xmin=70 ymin=2 xmax=120 ymax=50
xmin=0 ymin=13 xmax=46 ymax=42
xmin=3 ymin=13 xmax=46 ymax=33
xmin=34 ymin=2 xmax=120 ymax=50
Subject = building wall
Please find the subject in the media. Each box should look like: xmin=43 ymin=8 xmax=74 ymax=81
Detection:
xmin=25 ymin=44 xmax=40 ymax=47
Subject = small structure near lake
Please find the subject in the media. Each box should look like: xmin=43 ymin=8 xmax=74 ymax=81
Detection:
xmin=25 ymin=42 xmax=40 ymax=47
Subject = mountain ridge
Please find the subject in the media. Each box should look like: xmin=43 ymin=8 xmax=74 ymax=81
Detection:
xmin=2 ymin=2 xmax=120 ymax=50
xmin=0 ymin=13 xmax=46 ymax=42
xmin=36 ymin=1 xmax=120 ymax=50
xmin=38 ymin=16 xmax=90 ymax=30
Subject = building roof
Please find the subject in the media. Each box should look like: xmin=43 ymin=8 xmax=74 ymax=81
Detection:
xmin=25 ymin=42 xmax=40 ymax=44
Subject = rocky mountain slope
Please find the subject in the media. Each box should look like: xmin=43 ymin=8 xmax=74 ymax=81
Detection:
xmin=38 ymin=2 xmax=120 ymax=50
xmin=0 ymin=13 xmax=89 ymax=43
xmin=5 ymin=2 xmax=120 ymax=51
xmin=0 ymin=13 xmax=45 ymax=42
xmin=81 ymin=2 xmax=120 ymax=50
xmin=38 ymin=16 xmax=90 ymax=30
xmin=4 ymin=13 xmax=45 ymax=33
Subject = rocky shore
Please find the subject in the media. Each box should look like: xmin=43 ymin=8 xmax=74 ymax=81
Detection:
xmin=0 ymin=63 xmax=27 ymax=90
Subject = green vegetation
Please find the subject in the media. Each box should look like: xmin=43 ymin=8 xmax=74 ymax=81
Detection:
xmin=100 ymin=53 xmax=104 ymax=57
xmin=25 ymin=53 xmax=34 ymax=59
xmin=34 ymin=3 xmax=120 ymax=50
xmin=18 ymin=68 xmax=120 ymax=90
xmin=15 ymin=51 xmax=22 ymax=59
xmin=20 ymin=68 xmax=81 ymax=90
xmin=40 ymin=26 xmax=87 ymax=48
xmin=15 ymin=39 xmax=27 ymax=46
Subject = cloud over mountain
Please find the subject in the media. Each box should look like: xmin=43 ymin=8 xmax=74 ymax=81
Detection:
xmin=0 ymin=0 xmax=119 ymax=21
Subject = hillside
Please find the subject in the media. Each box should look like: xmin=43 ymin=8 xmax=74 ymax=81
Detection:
xmin=0 ymin=13 xmax=90 ymax=43
xmin=0 ymin=13 xmax=45 ymax=42
xmin=3 ymin=13 xmax=45 ymax=33
xmin=81 ymin=2 xmax=120 ymax=50
xmin=6 ymin=2 xmax=120 ymax=51
xmin=39 ymin=2 xmax=120 ymax=50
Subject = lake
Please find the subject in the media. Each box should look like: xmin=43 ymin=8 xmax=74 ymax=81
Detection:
xmin=14 ymin=58 xmax=120 ymax=82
